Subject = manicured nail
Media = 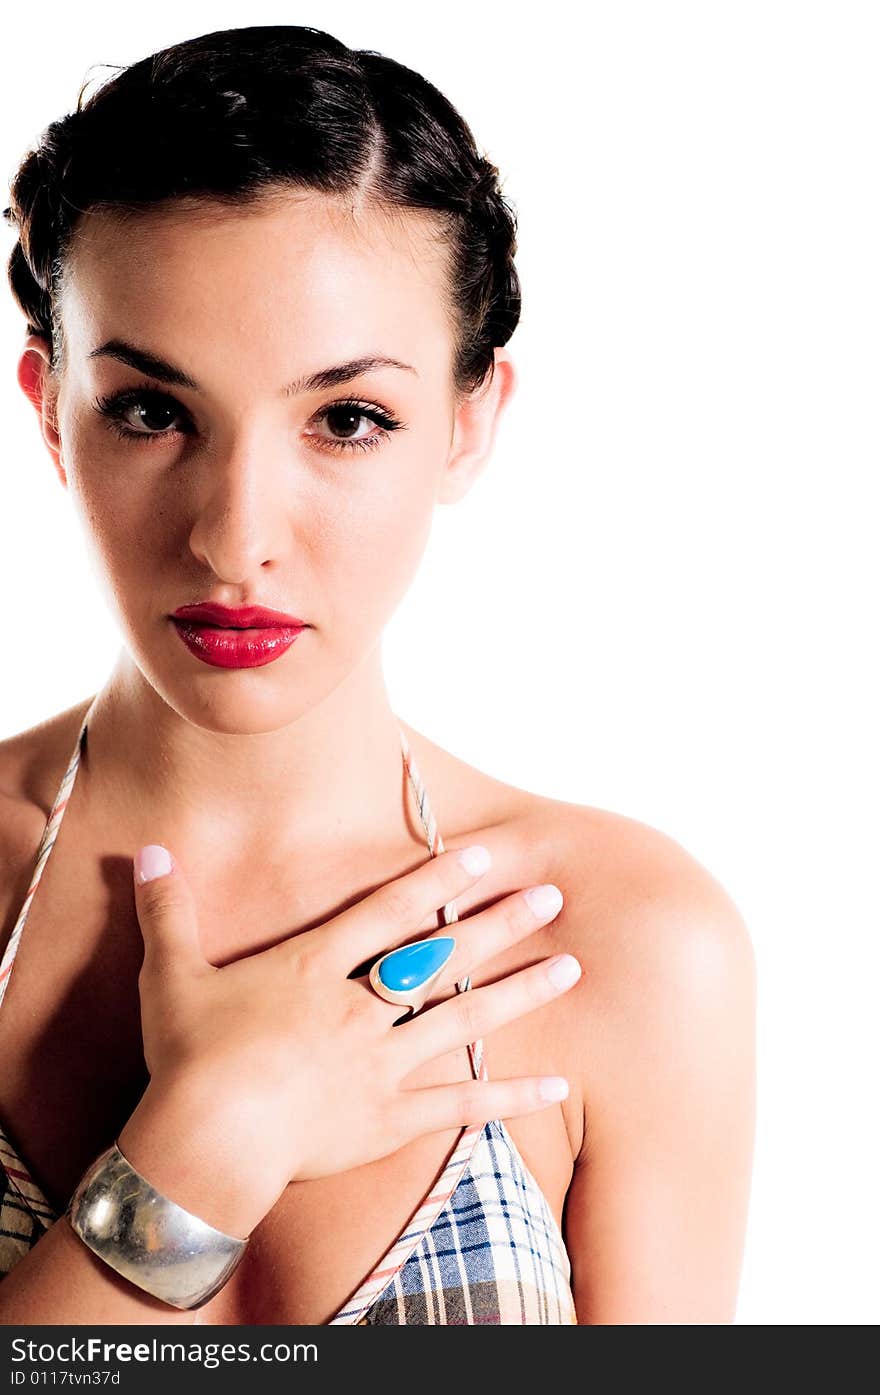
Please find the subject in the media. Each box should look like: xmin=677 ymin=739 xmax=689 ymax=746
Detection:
xmin=377 ymin=936 xmax=456 ymax=992
xmin=539 ymin=1076 xmax=569 ymax=1102
xmin=546 ymin=954 xmax=581 ymax=990
xmin=524 ymin=884 xmax=564 ymax=917
xmin=457 ymin=844 xmax=492 ymax=875
xmin=135 ymin=844 xmax=173 ymax=884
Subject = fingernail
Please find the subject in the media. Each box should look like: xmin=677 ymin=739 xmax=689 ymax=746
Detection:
xmin=546 ymin=954 xmax=581 ymax=990
xmin=539 ymin=1076 xmax=569 ymax=1102
xmin=457 ymin=844 xmax=492 ymax=875
xmin=524 ymin=884 xmax=564 ymax=917
xmin=135 ymin=844 xmax=173 ymax=884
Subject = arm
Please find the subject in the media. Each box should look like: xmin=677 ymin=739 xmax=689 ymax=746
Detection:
xmin=0 ymin=1217 xmax=202 ymax=1325
xmin=0 ymin=1078 xmax=253 ymax=1324
xmin=560 ymin=817 xmax=757 ymax=1324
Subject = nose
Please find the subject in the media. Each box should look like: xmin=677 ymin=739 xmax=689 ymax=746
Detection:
xmin=187 ymin=437 xmax=290 ymax=583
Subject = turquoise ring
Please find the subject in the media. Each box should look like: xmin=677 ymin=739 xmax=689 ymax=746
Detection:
xmin=369 ymin=935 xmax=457 ymax=1009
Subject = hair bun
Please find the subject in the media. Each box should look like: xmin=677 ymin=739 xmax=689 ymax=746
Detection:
xmin=470 ymin=159 xmax=502 ymax=210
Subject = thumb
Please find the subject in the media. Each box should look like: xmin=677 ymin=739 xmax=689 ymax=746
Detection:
xmin=132 ymin=843 xmax=204 ymax=977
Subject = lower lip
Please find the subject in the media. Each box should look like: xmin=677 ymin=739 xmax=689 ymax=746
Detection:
xmin=171 ymin=620 xmax=306 ymax=669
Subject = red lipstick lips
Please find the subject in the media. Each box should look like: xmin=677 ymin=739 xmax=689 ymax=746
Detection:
xmin=170 ymin=602 xmax=308 ymax=669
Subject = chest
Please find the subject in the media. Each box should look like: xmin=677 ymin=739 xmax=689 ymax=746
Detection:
xmin=0 ymin=840 xmax=575 ymax=1324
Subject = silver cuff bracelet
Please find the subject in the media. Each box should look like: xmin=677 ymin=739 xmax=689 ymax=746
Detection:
xmin=66 ymin=1141 xmax=249 ymax=1311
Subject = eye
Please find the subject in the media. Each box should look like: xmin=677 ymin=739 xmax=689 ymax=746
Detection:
xmin=304 ymin=399 xmax=406 ymax=456
xmin=92 ymin=387 xmax=406 ymax=456
xmin=93 ymin=387 xmax=191 ymax=443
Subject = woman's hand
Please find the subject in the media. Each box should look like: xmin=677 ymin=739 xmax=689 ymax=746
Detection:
xmin=118 ymin=842 xmax=580 ymax=1235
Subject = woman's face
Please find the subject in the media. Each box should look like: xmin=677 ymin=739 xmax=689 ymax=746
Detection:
xmin=23 ymin=191 xmax=511 ymax=732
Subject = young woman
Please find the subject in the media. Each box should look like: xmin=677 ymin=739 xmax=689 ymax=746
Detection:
xmin=0 ymin=25 xmax=756 ymax=1325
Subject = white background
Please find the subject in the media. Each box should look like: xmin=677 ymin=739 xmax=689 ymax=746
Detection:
xmin=1 ymin=2 xmax=877 ymax=1324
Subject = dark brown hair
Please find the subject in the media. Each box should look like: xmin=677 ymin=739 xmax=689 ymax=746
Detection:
xmin=3 ymin=24 xmax=521 ymax=399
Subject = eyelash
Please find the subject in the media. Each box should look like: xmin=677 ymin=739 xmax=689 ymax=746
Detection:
xmin=92 ymin=385 xmax=406 ymax=456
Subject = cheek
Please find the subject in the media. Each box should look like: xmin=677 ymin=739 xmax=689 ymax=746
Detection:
xmin=65 ymin=443 xmax=174 ymax=621
xmin=72 ymin=492 xmax=166 ymax=632
xmin=314 ymin=472 xmax=436 ymax=631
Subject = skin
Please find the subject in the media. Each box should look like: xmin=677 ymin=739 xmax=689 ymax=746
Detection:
xmin=2 ymin=187 xmax=756 ymax=1323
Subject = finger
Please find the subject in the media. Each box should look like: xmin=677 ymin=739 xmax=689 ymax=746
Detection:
xmin=399 ymin=953 xmax=583 ymax=1067
xmin=423 ymin=883 xmax=566 ymax=1004
xmin=132 ymin=843 xmax=205 ymax=979
xmin=310 ymin=842 xmax=495 ymax=974
xmin=394 ymin=1074 xmax=571 ymax=1141
xmin=365 ymin=882 xmax=565 ymax=1015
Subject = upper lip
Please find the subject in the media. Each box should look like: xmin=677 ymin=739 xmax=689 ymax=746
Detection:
xmin=172 ymin=602 xmax=307 ymax=628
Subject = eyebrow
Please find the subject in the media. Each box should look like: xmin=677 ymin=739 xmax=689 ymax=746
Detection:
xmin=87 ymin=339 xmax=418 ymax=395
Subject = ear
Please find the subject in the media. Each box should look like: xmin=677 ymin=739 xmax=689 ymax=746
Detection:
xmin=17 ymin=333 xmax=67 ymax=488
xmin=437 ymin=348 xmax=517 ymax=505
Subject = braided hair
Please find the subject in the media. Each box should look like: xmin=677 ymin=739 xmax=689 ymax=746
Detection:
xmin=3 ymin=24 xmax=521 ymax=400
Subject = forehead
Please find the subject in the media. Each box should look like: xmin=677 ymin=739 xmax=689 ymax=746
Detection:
xmin=60 ymin=191 xmax=454 ymax=379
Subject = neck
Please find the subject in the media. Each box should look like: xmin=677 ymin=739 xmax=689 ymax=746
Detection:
xmin=77 ymin=647 xmax=428 ymax=893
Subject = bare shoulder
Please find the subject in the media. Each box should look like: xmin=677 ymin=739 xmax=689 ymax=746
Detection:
xmin=0 ymin=698 xmax=93 ymax=947
xmin=0 ymin=697 xmax=93 ymax=808
xmin=512 ymin=796 xmax=758 ymax=1320
xmin=405 ymin=722 xmax=754 ymax=976
xmin=531 ymin=795 xmax=757 ymax=1149
xmin=426 ymin=743 xmax=757 ymax=1177
xmin=543 ymin=795 xmax=755 ymax=973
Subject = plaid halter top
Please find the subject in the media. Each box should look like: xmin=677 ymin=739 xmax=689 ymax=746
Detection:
xmin=0 ymin=701 xmax=577 ymax=1324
